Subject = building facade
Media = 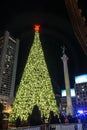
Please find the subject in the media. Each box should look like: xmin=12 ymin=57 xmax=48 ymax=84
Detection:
xmin=74 ymin=82 xmax=87 ymax=113
xmin=0 ymin=31 xmax=19 ymax=107
xmin=60 ymin=97 xmax=76 ymax=114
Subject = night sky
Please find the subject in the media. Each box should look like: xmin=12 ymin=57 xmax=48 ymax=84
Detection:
xmin=0 ymin=0 xmax=87 ymax=93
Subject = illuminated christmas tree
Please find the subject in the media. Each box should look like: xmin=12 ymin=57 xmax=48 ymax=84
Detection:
xmin=9 ymin=25 xmax=58 ymax=122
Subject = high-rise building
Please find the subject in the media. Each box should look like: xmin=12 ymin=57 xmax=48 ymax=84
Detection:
xmin=74 ymin=74 xmax=87 ymax=113
xmin=0 ymin=31 xmax=19 ymax=107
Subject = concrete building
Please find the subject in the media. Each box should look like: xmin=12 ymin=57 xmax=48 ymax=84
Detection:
xmin=60 ymin=88 xmax=76 ymax=114
xmin=74 ymin=74 xmax=87 ymax=114
xmin=0 ymin=31 xmax=19 ymax=107
xmin=60 ymin=97 xmax=76 ymax=114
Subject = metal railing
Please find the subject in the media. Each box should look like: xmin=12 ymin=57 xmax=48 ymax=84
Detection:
xmin=8 ymin=123 xmax=83 ymax=130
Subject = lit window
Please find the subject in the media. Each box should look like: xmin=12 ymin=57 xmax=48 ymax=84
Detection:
xmin=3 ymin=84 xmax=6 ymax=88
xmin=82 ymin=88 xmax=84 ymax=91
xmin=77 ymin=95 xmax=80 ymax=98
xmin=82 ymin=85 xmax=84 ymax=88
xmin=6 ymin=64 xmax=9 ymax=68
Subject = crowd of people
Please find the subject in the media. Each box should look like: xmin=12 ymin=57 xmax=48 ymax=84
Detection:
xmin=1 ymin=103 xmax=87 ymax=129
xmin=15 ymin=110 xmax=87 ymax=128
xmin=15 ymin=105 xmax=80 ymax=127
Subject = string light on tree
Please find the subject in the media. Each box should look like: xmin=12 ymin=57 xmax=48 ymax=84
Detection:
xmin=9 ymin=24 xmax=58 ymax=122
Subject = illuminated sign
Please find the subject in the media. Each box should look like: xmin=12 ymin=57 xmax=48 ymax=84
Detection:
xmin=75 ymin=74 xmax=87 ymax=84
xmin=61 ymin=88 xmax=75 ymax=97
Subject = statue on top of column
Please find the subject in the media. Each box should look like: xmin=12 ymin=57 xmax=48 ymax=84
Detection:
xmin=61 ymin=45 xmax=65 ymax=54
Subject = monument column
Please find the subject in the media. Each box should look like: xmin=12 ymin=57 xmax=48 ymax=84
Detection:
xmin=61 ymin=52 xmax=73 ymax=115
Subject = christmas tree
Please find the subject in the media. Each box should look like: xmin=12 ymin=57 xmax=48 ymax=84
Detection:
xmin=9 ymin=25 xmax=58 ymax=122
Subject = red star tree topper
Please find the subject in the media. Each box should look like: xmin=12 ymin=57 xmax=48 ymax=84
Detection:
xmin=34 ymin=24 xmax=40 ymax=31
